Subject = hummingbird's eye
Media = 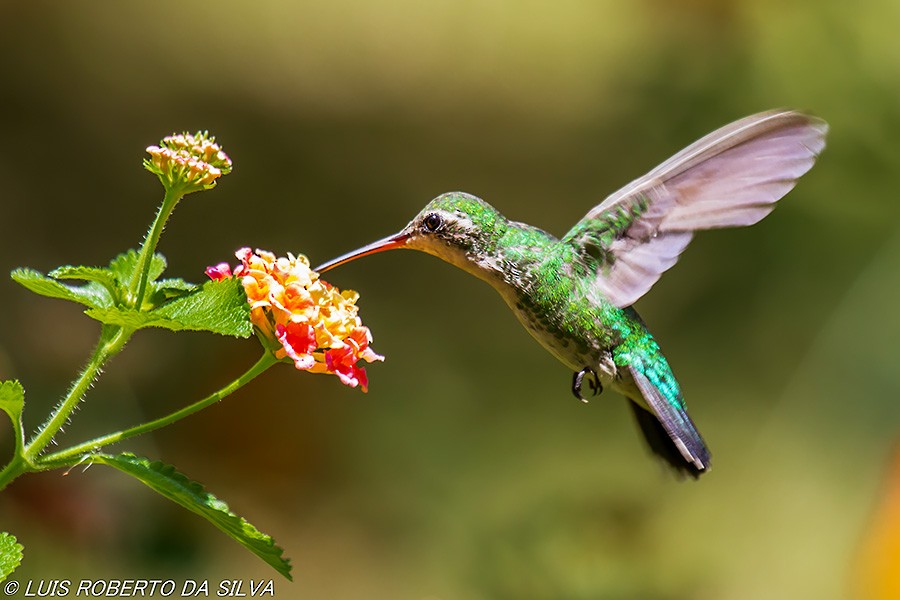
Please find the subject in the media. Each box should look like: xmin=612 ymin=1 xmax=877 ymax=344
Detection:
xmin=423 ymin=213 xmax=443 ymax=232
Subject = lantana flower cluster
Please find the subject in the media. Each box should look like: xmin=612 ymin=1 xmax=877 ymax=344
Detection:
xmin=207 ymin=248 xmax=383 ymax=391
xmin=145 ymin=132 xmax=233 ymax=192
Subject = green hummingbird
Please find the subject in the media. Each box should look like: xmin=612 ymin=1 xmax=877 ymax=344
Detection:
xmin=315 ymin=110 xmax=827 ymax=477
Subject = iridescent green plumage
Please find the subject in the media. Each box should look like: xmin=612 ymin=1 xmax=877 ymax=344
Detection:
xmin=316 ymin=110 xmax=828 ymax=476
xmin=407 ymin=193 xmax=706 ymax=474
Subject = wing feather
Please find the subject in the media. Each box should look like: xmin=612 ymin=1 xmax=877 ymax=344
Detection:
xmin=565 ymin=110 xmax=828 ymax=307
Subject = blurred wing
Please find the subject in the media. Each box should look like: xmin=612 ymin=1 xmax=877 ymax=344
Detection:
xmin=563 ymin=110 xmax=828 ymax=308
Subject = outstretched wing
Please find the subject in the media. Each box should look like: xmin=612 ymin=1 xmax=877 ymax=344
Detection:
xmin=563 ymin=110 xmax=828 ymax=308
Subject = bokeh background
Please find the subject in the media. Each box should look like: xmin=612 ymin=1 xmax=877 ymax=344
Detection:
xmin=2 ymin=1 xmax=899 ymax=598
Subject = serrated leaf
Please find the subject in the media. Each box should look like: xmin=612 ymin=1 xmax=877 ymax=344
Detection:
xmin=0 ymin=381 xmax=25 ymax=456
xmin=49 ymin=265 xmax=121 ymax=303
xmin=83 ymin=306 xmax=157 ymax=329
xmin=154 ymin=278 xmax=198 ymax=293
xmin=49 ymin=265 xmax=117 ymax=285
xmin=83 ymin=306 xmax=192 ymax=331
xmin=110 ymin=250 xmax=167 ymax=289
xmin=10 ymin=268 xmax=112 ymax=308
xmin=149 ymin=278 xmax=199 ymax=304
xmin=0 ymin=532 xmax=23 ymax=582
xmin=153 ymin=278 xmax=251 ymax=337
xmin=0 ymin=381 xmax=24 ymax=423
xmin=85 ymin=279 xmax=251 ymax=337
xmin=93 ymin=453 xmax=291 ymax=580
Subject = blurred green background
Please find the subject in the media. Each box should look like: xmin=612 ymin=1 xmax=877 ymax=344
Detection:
xmin=2 ymin=0 xmax=899 ymax=598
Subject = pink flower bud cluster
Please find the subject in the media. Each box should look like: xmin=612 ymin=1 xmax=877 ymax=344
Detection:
xmin=145 ymin=132 xmax=232 ymax=192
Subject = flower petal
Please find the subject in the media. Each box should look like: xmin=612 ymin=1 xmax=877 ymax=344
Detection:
xmin=211 ymin=248 xmax=383 ymax=390
xmin=205 ymin=262 xmax=232 ymax=281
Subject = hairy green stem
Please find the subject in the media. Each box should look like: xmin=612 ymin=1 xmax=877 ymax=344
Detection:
xmin=24 ymin=325 xmax=132 ymax=461
xmin=37 ymin=352 xmax=278 ymax=470
xmin=0 ymin=404 xmax=28 ymax=491
xmin=130 ymin=187 xmax=182 ymax=308
xmin=0 ymin=454 xmax=28 ymax=492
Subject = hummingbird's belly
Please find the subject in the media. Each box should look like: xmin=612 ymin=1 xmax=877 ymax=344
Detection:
xmin=504 ymin=295 xmax=618 ymax=383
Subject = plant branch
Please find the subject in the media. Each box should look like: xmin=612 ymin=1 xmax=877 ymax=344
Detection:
xmin=130 ymin=187 xmax=182 ymax=308
xmin=23 ymin=325 xmax=132 ymax=462
xmin=37 ymin=352 xmax=279 ymax=469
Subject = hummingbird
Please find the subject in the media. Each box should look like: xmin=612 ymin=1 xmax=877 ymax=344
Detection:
xmin=315 ymin=110 xmax=827 ymax=477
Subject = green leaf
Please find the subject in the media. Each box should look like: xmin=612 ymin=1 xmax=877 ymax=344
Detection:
xmin=49 ymin=265 xmax=121 ymax=304
xmin=0 ymin=381 xmax=24 ymax=424
xmin=93 ymin=453 xmax=291 ymax=580
xmin=153 ymin=278 xmax=251 ymax=337
xmin=110 ymin=250 xmax=167 ymax=289
xmin=83 ymin=306 xmax=156 ymax=329
xmin=148 ymin=278 xmax=198 ymax=305
xmin=0 ymin=381 xmax=25 ymax=457
xmin=86 ymin=278 xmax=251 ymax=337
xmin=11 ymin=251 xmax=172 ymax=311
xmin=154 ymin=277 xmax=198 ymax=294
xmin=0 ymin=532 xmax=23 ymax=582
xmin=49 ymin=265 xmax=119 ymax=292
xmin=11 ymin=268 xmax=112 ymax=308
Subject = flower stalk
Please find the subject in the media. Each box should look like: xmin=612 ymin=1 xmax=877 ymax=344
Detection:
xmin=24 ymin=325 xmax=132 ymax=460
xmin=37 ymin=352 xmax=279 ymax=470
xmin=131 ymin=132 xmax=232 ymax=309
xmin=129 ymin=188 xmax=180 ymax=308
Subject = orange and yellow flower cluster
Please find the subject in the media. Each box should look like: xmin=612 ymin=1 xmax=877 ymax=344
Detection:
xmin=207 ymin=248 xmax=383 ymax=391
xmin=145 ymin=132 xmax=233 ymax=192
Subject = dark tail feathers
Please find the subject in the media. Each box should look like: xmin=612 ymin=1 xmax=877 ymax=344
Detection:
xmin=629 ymin=401 xmax=710 ymax=479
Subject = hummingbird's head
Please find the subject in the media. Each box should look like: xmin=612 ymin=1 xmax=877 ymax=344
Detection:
xmin=315 ymin=192 xmax=509 ymax=278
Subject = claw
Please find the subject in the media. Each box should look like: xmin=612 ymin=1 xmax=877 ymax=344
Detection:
xmin=572 ymin=367 xmax=603 ymax=403
xmin=588 ymin=371 xmax=603 ymax=396
xmin=572 ymin=369 xmax=588 ymax=402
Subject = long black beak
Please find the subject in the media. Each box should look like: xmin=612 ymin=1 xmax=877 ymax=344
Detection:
xmin=314 ymin=231 xmax=410 ymax=273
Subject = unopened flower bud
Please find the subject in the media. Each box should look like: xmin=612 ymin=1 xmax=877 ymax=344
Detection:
xmin=144 ymin=131 xmax=232 ymax=194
